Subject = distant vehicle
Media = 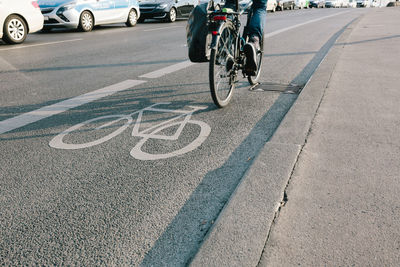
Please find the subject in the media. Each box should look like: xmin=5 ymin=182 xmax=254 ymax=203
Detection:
xmin=277 ymin=0 xmax=295 ymax=10
xmin=239 ymin=0 xmax=276 ymax=12
xmin=309 ymin=0 xmax=325 ymax=7
xmin=325 ymin=0 xmax=341 ymax=7
xmin=295 ymin=0 xmax=308 ymax=8
xmin=267 ymin=0 xmax=278 ymax=11
xmin=356 ymin=0 xmax=370 ymax=6
xmin=38 ymin=0 xmax=140 ymax=32
xmin=200 ymin=0 xmax=225 ymax=10
xmin=0 ymin=0 xmax=43 ymax=44
xmin=239 ymin=0 xmax=252 ymax=12
xmin=138 ymin=0 xmax=197 ymax=22
xmin=342 ymin=0 xmax=350 ymax=6
xmin=348 ymin=0 xmax=357 ymax=6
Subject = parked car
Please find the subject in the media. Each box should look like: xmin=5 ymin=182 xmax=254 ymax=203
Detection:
xmin=325 ymin=0 xmax=341 ymax=7
xmin=348 ymin=0 xmax=357 ymax=7
xmin=295 ymin=0 xmax=308 ymax=8
xmin=138 ymin=0 xmax=197 ymax=22
xmin=277 ymin=0 xmax=295 ymax=10
xmin=239 ymin=0 xmax=253 ymax=12
xmin=38 ymin=0 xmax=140 ymax=32
xmin=200 ymin=0 xmax=225 ymax=10
xmin=356 ymin=0 xmax=370 ymax=6
xmin=239 ymin=0 xmax=276 ymax=12
xmin=267 ymin=0 xmax=278 ymax=12
xmin=0 ymin=0 xmax=43 ymax=44
xmin=309 ymin=0 xmax=325 ymax=7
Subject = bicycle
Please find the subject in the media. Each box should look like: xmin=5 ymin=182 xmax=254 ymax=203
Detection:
xmin=208 ymin=0 xmax=264 ymax=107
xmin=49 ymin=103 xmax=211 ymax=160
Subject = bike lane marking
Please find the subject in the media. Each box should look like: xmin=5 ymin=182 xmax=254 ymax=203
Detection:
xmin=265 ymin=11 xmax=351 ymax=39
xmin=49 ymin=103 xmax=212 ymax=160
xmin=139 ymin=60 xmax=195 ymax=79
xmin=0 ymin=80 xmax=146 ymax=135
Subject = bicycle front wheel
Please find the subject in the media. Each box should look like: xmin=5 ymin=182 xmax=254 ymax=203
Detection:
xmin=209 ymin=21 xmax=237 ymax=108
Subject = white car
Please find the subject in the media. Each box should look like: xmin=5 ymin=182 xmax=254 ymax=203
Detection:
xmin=348 ymin=0 xmax=357 ymax=6
xmin=295 ymin=0 xmax=307 ymax=8
xmin=0 ymin=0 xmax=44 ymax=44
xmin=38 ymin=0 xmax=140 ymax=32
xmin=267 ymin=0 xmax=278 ymax=11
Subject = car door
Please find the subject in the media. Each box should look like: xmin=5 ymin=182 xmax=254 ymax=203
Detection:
xmin=173 ymin=0 xmax=186 ymax=17
xmin=114 ymin=0 xmax=130 ymax=21
xmin=184 ymin=0 xmax=196 ymax=16
xmin=92 ymin=0 xmax=115 ymax=23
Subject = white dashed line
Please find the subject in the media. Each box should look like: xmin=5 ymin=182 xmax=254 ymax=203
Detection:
xmin=265 ymin=11 xmax=350 ymax=39
xmin=139 ymin=60 xmax=195 ymax=79
xmin=0 ymin=39 xmax=83 ymax=51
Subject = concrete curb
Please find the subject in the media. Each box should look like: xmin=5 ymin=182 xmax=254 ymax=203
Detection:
xmin=189 ymin=15 xmax=363 ymax=267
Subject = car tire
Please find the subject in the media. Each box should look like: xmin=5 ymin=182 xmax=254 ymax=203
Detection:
xmin=126 ymin=9 xmax=138 ymax=27
xmin=167 ymin=7 xmax=177 ymax=22
xmin=138 ymin=17 xmax=145 ymax=23
xmin=2 ymin=15 xmax=27 ymax=44
xmin=79 ymin=11 xmax=94 ymax=32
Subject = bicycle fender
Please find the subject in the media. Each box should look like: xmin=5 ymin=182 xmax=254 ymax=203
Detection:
xmin=209 ymin=23 xmax=224 ymax=49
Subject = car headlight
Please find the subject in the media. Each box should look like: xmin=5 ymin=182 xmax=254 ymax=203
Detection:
xmin=159 ymin=3 xmax=168 ymax=8
xmin=57 ymin=2 xmax=76 ymax=14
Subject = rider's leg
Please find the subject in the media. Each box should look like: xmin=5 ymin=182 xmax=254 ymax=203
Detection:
xmin=244 ymin=0 xmax=267 ymax=74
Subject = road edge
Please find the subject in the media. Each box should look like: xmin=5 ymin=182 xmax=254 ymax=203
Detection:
xmin=189 ymin=14 xmax=363 ymax=267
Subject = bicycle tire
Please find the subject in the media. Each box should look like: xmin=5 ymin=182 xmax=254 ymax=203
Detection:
xmin=209 ymin=21 xmax=237 ymax=108
xmin=49 ymin=115 xmax=132 ymax=150
xmin=130 ymin=120 xmax=211 ymax=160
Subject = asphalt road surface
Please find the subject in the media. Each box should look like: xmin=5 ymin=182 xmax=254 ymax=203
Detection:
xmin=0 ymin=8 xmax=366 ymax=266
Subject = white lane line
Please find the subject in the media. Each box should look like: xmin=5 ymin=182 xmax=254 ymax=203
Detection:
xmin=143 ymin=26 xmax=183 ymax=32
xmin=265 ymin=11 xmax=351 ymax=39
xmin=139 ymin=60 xmax=195 ymax=79
xmin=0 ymin=80 xmax=146 ymax=135
xmin=0 ymin=39 xmax=83 ymax=51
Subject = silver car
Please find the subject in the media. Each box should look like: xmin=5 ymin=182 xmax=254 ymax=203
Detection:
xmin=38 ymin=0 xmax=140 ymax=32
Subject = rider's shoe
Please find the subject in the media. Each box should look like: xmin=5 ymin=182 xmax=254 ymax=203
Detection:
xmin=244 ymin=35 xmax=260 ymax=75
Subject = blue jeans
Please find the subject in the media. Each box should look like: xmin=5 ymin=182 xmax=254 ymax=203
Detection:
xmin=224 ymin=0 xmax=267 ymax=39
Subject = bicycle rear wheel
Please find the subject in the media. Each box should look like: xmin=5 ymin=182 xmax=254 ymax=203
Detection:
xmin=247 ymin=36 xmax=264 ymax=85
xmin=209 ymin=21 xmax=237 ymax=108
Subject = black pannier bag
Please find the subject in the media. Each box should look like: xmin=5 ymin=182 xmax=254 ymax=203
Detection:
xmin=186 ymin=2 xmax=213 ymax=62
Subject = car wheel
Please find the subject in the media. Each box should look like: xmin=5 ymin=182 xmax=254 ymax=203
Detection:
xmin=79 ymin=11 xmax=94 ymax=32
xmin=138 ymin=17 xmax=145 ymax=23
xmin=126 ymin=9 xmax=138 ymax=27
xmin=167 ymin=7 xmax=177 ymax=22
xmin=2 ymin=15 xmax=27 ymax=44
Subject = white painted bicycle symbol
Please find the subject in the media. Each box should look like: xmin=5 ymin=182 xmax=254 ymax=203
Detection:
xmin=49 ymin=103 xmax=211 ymax=160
